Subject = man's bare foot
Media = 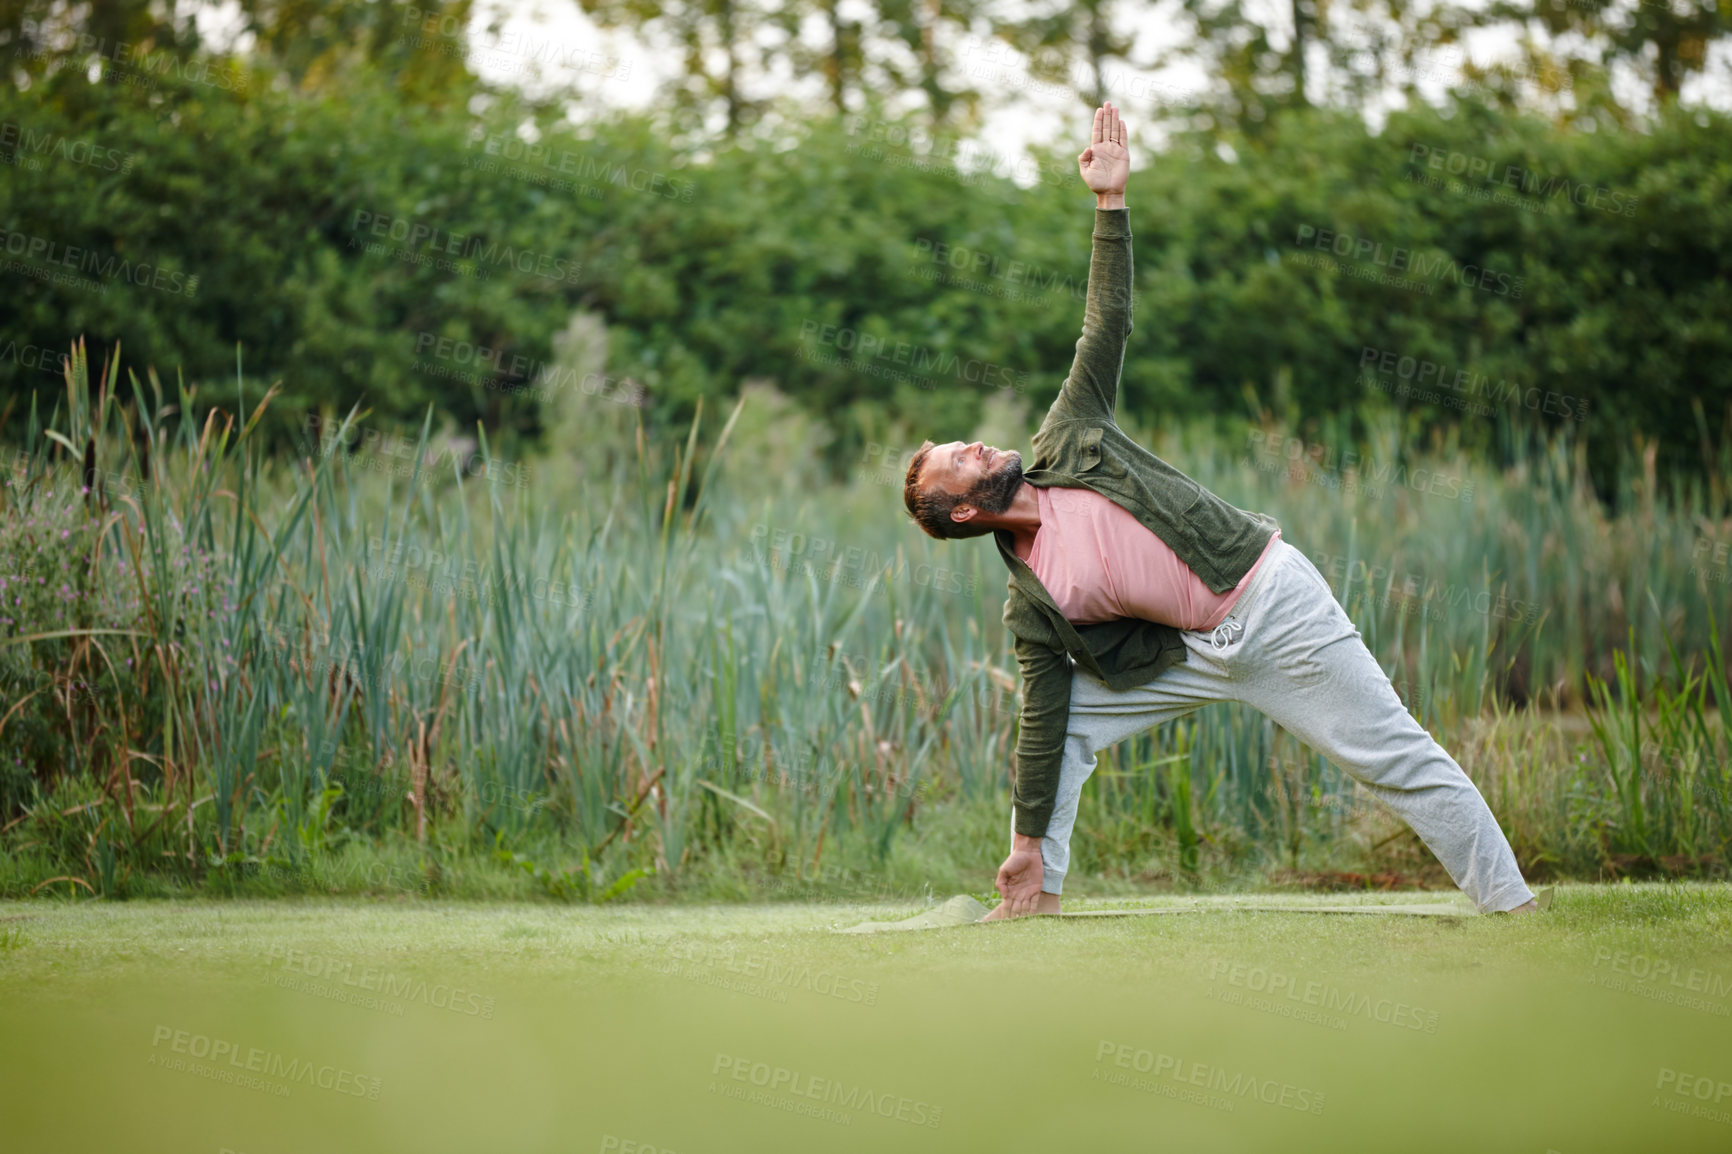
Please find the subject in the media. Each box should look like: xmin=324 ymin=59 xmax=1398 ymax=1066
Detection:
xmin=981 ymin=891 xmax=1062 ymax=921
xmin=1500 ymin=886 xmax=1554 ymax=914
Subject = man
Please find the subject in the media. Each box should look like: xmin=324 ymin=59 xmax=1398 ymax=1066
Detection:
xmin=901 ymin=103 xmax=1538 ymax=919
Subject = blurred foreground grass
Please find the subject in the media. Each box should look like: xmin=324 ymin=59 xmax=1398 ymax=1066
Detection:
xmin=2 ymin=884 xmax=1730 ymax=1152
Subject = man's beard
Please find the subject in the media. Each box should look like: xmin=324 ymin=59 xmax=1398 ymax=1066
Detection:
xmin=966 ymin=450 xmax=1023 ymax=514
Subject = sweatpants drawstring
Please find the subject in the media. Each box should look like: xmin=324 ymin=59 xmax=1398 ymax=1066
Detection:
xmin=1210 ymin=619 xmax=1245 ymax=651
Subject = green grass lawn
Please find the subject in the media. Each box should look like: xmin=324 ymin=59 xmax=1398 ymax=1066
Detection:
xmin=3 ymin=885 xmax=1730 ymax=1153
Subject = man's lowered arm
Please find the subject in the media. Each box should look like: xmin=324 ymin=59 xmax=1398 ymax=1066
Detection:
xmin=986 ymin=632 xmax=1072 ymax=918
xmin=1010 ymin=632 xmax=1074 ymax=840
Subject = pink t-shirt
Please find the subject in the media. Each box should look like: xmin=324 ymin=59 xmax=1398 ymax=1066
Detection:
xmin=1020 ymin=485 xmax=1280 ymax=631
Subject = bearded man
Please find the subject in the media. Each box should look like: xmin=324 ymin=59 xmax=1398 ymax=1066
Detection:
xmin=901 ymin=103 xmax=1538 ymax=919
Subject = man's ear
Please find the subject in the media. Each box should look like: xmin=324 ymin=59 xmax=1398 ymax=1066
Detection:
xmin=950 ymin=504 xmax=978 ymax=525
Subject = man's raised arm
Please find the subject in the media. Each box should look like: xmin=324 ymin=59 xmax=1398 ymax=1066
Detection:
xmin=1046 ymin=103 xmax=1134 ymax=426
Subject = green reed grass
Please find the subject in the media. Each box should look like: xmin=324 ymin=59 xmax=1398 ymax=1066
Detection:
xmin=0 ymin=345 xmax=1726 ymax=899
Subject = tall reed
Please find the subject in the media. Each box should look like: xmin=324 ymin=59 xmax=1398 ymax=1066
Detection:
xmin=0 ymin=346 xmax=1726 ymax=897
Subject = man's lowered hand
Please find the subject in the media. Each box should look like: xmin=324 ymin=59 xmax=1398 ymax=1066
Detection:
xmin=982 ymin=833 xmax=1061 ymax=920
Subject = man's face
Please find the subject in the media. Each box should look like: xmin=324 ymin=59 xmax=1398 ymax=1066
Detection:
xmin=923 ymin=441 xmax=1023 ymax=520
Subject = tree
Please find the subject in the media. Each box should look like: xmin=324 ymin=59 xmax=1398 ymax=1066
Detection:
xmin=995 ymin=0 xmax=1140 ymax=111
xmin=575 ymin=0 xmax=781 ymax=136
xmin=1466 ymin=0 xmax=1730 ymax=108
xmin=4 ymin=0 xmax=480 ymax=110
xmin=232 ymin=0 xmax=480 ymax=107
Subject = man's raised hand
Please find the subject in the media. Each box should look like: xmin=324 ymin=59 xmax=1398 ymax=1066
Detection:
xmin=1078 ymin=102 xmax=1130 ymax=204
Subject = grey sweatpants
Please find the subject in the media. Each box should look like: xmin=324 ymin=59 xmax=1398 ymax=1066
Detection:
xmin=1024 ymin=539 xmax=1535 ymax=913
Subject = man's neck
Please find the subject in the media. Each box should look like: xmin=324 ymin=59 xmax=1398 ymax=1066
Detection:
xmin=994 ymin=482 xmax=1042 ymax=560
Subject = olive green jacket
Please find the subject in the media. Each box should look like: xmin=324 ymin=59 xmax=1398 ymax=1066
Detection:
xmin=995 ymin=208 xmax=1279 ymax=838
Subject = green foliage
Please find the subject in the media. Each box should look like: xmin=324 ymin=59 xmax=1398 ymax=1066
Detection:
xmin=493 ymin=833 xmax=653 ymax=904
xmin=3 ymin=32 xmax=1732 ymax=899
xmin=0 ymin=338 xmax=1726 ymax=899
xmin=1 ymin=62 xmax=676 ymax=452
xmin=1585 ymin=608 xmax=1732 ymax=867
xmin=4 ymin=61 xmax=1730 ymax=488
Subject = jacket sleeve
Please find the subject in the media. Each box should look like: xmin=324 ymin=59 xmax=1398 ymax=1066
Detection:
xmin=1044 ymin=207 xmax=1134 ymax=426
xmin=1010 ymin=632 xmax=1074 ymax=838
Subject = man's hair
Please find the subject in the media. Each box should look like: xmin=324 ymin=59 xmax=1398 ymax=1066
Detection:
xmin=903 ymin=440 xmax=996 ymax=541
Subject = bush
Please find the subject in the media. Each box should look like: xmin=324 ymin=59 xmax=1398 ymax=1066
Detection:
xmin=3 ymin=64 xmax=1728 ymax=488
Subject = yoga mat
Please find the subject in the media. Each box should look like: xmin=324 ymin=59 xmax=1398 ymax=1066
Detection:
xmin=834 ymin=889 xmax=1550 ymax=933
xmin=1058 ymin=902 xmax=1466 ymax=917
xmin=836 ymin=894 xmax=990 ymax=933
